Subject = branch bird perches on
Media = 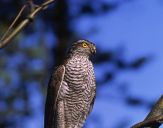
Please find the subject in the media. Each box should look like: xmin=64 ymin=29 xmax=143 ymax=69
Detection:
xmin=0 ymin=0 xmax=56 ymax=49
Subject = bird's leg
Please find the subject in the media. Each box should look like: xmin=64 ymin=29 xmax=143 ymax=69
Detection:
xmin=57 ymin=100 xmax=65 ymax=128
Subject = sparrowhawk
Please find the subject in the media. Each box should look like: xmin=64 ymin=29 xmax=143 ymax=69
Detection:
xmin=44 ymin=40 xmax=96 ymax=128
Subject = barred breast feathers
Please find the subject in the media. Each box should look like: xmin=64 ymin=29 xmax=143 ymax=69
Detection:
xmin=62 ymin=53 xmax=96 ymax=128
xmin=64 ymin=55 xmax=95 ymax=90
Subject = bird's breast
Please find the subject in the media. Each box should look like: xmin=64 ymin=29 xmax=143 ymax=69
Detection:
xmin=64 ymin=56 xmax=94 ymax=91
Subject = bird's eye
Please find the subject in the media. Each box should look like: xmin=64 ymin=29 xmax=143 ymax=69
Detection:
xmin=82 ymin=42 xmax=88 ymax=48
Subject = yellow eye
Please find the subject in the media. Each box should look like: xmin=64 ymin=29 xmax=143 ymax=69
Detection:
xmin=82 ymin=42 xmax=88 ymax=48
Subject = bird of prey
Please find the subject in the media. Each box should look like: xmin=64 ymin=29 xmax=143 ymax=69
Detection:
xmin=44 ymin=40 xmax=96 ymax=128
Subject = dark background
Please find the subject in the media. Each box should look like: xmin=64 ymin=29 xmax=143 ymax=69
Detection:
xmin=0 ymin=0 xmax=162 ymax=128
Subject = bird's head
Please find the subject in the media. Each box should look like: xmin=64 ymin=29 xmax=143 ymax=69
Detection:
xmin=68 ymin=40 xmax=96 ymax=57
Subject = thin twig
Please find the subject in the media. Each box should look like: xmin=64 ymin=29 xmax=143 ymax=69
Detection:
xmin=0 ymin=0 xmax=56 ymax=49
xmin=0 ymin=4 xmax=27 ymax=41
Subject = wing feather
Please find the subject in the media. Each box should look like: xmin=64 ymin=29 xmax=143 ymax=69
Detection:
xmin=89 ymin=86 xmax=96 ymax=114
xmin=44 ymin=65 xmax=65 ymax=128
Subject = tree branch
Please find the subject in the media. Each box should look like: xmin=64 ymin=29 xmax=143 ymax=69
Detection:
xmin=0 ymin=0 xmax=56 ymax=49
xmin=132 ymin=95 xmax=163 ymax=128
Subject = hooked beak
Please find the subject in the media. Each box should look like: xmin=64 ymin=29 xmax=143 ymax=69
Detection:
xmin=91 ymin=44 xmax=96 ymax=54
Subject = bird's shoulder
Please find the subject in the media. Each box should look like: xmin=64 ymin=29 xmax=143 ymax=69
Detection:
xmin=49 ymin=65 xmax=65 ymax=87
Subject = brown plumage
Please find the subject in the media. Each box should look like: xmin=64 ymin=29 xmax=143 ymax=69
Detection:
xmin=44 ymin=40 xmax=96 ymax=128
